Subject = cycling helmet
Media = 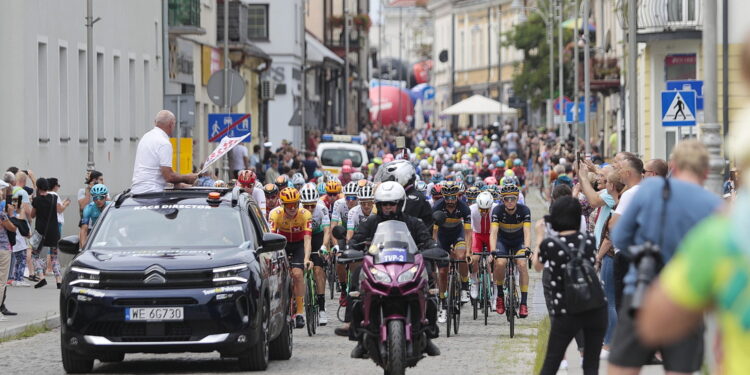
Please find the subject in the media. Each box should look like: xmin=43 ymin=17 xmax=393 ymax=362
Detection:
xmin=441 ymin=181 xmax=460 ymax=197
xmin=291 ymin=173 xmax=306 ymax=187
xmin=484 ymin=176 xmax=498 ymax=185
xmin=351 ymin=172 xmax=365 ymax=181
xmin=343 ymin=181 xmax=359 ymax=196
xmin=500 ymin=184 xmax=520 ymax=197
xmin=374 ymin=181 xmax=406 ymax=218
xmin=317 ymin=182 xmax=327 ymax=196
xmin=279 ymin=187 xmax=301 ymax=204
xmin=275 ymin=175 xmax=290 ymax=190
xmin=313 ymin=170 xmax=324 ymax=179
xmin=476 ymin=191 xmax=494 ymax=210
xmin=514 ymin=158 xmax=522 ymax=166
xmin=445 ymin=159 xmax=455 ymax=168
xmin=357 ymin=184 xmax=375 ymax=201
xmin=456 ymin=181 xmax=465 ymax=194
xmin=496 ymin=161 xmax=504 ymax=168
xmin=325 ymin=179 xmax=342 ymax=194
xmin=430 ymin=184 xmax=443 ymax=198
xmin=90 ymin=183 xmax=108 ymax=196
xmin=376 ymin=160 xmax=416 ymax=187
xmin=486 ymin=185 xmax=501 ymax=200
xmin=465 ymin=186 xmax=480 ymax=200
xmin=214 ymin=180 xmax=227 ymax=188
xmin=465 ymin=175 xmax=476 ymax=186
xmin=415 ymin=180 xmax=428 ymax=193
xmin=501 ymin=176 xmax=519 ymax=186
xmin=431 ymin=173 xmax=443 ymax=184
xmin=474 ymin=180 xmax=486 ymax=190
xmin=504 ymin=169 xmax=516 ymax=178
xmin=263 ymin=183 xmax=279 ymax=197
xmin=491 ymin=155 xmax=500 ymax=163
xmin=299 ymin=184 xmax=319 ymax=204
xmin=237 ymin=170 xmax=257 ymax=186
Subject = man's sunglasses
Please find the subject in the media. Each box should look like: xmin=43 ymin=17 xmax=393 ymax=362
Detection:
xmin=327 ymin=192 xmax=338 ymax=196
xmin=444 ymin=195 xmax=458 ymax=201
xmin=283 ymin=203 xmax=298 ymax=209
xmin=503 ymin=196 xmax=517 ymax=202
xmin=92 ymin=195 xmax=106 ymax=201
xmin=345 ymin=196 xmax=357 ymax=201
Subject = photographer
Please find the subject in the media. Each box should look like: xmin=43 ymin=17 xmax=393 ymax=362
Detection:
xmin=607 ymin=140 xmax=721 ymax=375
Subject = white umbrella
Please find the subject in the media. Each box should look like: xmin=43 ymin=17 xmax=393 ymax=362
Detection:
xmin=441 ymin=94 xmax=519 ymax=116
xmin=414 ymin=99 xmax=425 ymax=129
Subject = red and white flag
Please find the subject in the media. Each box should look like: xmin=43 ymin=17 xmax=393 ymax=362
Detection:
xmin=199 ymin=133 xmax=251 ymax=174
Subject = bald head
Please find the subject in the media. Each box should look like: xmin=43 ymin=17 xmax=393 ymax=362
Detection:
xmin=154 ymin=110 xmax=176 ymax=135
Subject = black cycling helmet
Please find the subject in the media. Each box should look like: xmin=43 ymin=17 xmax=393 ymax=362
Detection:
xmin=465 ymin=186 xmax=480 ymax=200
xmin=263 ymin=183 xmax=279 ymax=197
xmin=464 ymin=174 xmax=476 ymax=186
xmin=500 ymin=184 xmax=520 ymax=197
xmin=441 ymin=181 xmax=460 ymax=197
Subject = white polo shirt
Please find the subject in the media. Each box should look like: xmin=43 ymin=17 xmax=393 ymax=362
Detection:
xmin=131 ymin=127 xmax=173 ymax=194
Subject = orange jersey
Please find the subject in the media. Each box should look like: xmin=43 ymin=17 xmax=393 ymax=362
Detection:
xmin=268 ymin=206 xmax=312 ymax=243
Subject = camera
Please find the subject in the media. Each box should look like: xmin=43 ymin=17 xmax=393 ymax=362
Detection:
xmin=628 ymin=241 xmax=664 ymax=317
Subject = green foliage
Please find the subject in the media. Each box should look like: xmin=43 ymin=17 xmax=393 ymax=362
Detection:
xmin=533 ymin=316 xmax=551 ymax=373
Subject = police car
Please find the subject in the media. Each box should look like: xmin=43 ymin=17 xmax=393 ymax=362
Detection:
xmin=316 ymin=134 xmax=369 ymax=175
xmin=57 ymin=187 xmax=293 ymax=373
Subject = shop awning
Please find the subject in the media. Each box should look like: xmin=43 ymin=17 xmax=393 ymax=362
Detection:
xmin=306 ymin=33 xmax=344 ymax=66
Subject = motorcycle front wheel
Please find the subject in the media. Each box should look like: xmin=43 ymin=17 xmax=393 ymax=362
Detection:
xmin=384 ymin=320 xmax=406 ymax=375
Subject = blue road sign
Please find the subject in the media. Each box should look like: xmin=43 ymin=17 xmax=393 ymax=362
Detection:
xmin=565 ymin=102 xmax=586 ymax=123
xmin=666 ymin=80 xmax=703 ymax=110
xmin=661 ymin=90 xmax=697 ymax=127
xmin=207 ymin=113 xmax=251 ymax=142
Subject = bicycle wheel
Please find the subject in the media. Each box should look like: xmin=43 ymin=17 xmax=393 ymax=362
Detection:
xmin=452 ymin=270 xmax=461 ymax=335
xmin=327 ymin=261 xmax=335 ymax=300
xmin=305 ymin=272 xmax=316 ymax=336
xmin=482 ymin=266 xmax=490 ymax=326
xmin=506 ymin=266 xmax=515 ymax=338
xmin=446 ymin=268 xmax=454 ymax=338
xmin=472 ymin=273 xmax=478 ymax=321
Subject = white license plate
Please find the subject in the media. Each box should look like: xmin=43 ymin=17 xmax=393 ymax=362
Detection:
xmin=125 ymin=307 xmax=184 ymax=321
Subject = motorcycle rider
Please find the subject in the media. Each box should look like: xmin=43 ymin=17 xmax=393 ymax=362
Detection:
xmin=347 ymin=181 xmax=441 ymax=358
xmin=376 ymin=160 xmax=434 ymax=228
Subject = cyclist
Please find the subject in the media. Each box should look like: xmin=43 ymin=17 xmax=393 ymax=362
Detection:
xmin=79 ymin=184 xmax=111 ymax=247
xmin=468 ymin=191 xmax=497 ymax=299
xmin=465 ymin=186 xmax=481 ymax=206
xmin=345 ymin=184 xmax=375 ymax=241
xmin=262 ymin=183 xmax=280 ymax=218
xmin=376 ymin=160 xmax=434 ymax=228
xmin=429 ymin=183 xmax=443 ymax=205
xmin=237 ymin=170 xmax=266 ymax=213
xmin=432 ymin=181 xmax=473 ymax=322
xmin=320 ymin=179 xmax=342 ymax=212
xmin=275 ymin=174 xmax=292 ymax=191
xmin=331 ymin=181 xmax=358 ymax=230
xmin=299 ymin=184 xmax=331 ymax=326
xmin=291 ymin=173 xmax=306 ymax=191
xmin=501 ymin=172 xmax=526 ymax=205
xmin=268 ymin=187 xmax=313 ymax=328
xmin=489 ymin=184 xmax=531 ymax=318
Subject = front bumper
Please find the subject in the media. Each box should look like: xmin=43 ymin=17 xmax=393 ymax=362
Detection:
xmin=61 ymin=284 xmax=258 ymax=355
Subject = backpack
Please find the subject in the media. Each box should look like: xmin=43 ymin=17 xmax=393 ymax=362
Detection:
xmin=550 ymin=236 xmax=606 ymax=314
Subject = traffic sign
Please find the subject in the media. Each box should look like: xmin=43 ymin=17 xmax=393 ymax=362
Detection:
xmin=666 ymin=80 xmax=703 ymax=110
xmin=661 ymin=90 xmax=696 ymax=127
xmin=207 ymin=69 xmax=246 ymax=108
xmin=553 ymin=97 xmax=572 ymax=115
xmin=208 ymin=113 xmax=251 ymax=142
xmin=565 ymin=102 xmax=586 ymax=123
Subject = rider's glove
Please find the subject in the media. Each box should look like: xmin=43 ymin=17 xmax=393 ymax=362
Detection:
xmin=331 ymin=245 xmax=340 ymax=254
xmin=319 ymin=245 xmax=328 ymax=255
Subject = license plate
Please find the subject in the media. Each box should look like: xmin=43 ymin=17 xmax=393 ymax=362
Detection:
xmin=125 ymin=307 xmax=184 ymax=321
xmin=378 ymin=249 xmax=408 ymax=263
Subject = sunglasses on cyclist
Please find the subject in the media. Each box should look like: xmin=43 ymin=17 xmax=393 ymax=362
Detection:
xmin=444 ymin=195 xmax=457 ymax=201
xmin=92 ymin=195 xmax=106 ymax=201
xmin=503 ymin=196 xmax=518 ymax=202
xmin=345 ymin=196 xmax=357 ymax=201
xmin=283 ymin=203 xmax=298 ymax=210
xmin=327 ymin=192 xmax=338 ymax=197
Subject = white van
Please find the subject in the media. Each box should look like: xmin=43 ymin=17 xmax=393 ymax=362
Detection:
xmin=316 ymin=134 xmax=369 ymax=175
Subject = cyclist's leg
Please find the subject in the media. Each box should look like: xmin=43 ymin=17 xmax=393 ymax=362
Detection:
xmin=493 ymin=241 xmax=510 ymax=297
xmin=287 ymin=241 xmax=306 ymax=318
xmin=436 ymin=235 xmax=450 ymax=300
xmin=469 ymin=232 xmax=484 ymax=279
xmin=513 ymin=247 xmax=530 ymax=305
xmin=310 ymin=232 xmax=327 ymax=311
xmin=453 ymin=238 xmax=469 ymax=283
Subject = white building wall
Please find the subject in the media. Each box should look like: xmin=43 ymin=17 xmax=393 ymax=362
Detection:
xmin=0 ymin=0 xmax=163 ymax=235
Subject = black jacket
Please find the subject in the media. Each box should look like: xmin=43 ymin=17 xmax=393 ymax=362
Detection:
xmin=350 ymin=214 xmax=438 ymax=252
xmin=404 ymin=186 xmax=434 ymax=228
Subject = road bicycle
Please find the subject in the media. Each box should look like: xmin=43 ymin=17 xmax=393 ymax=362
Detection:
xmin=492 ymin=250 xmax=528 ymax=338
xmin=304 ymin=268 xmax=319 ymax=336
xmin=445 ymin=256 xmax=465 ymax=337
xmin=471 ymin=248 xmax=493 ymax=326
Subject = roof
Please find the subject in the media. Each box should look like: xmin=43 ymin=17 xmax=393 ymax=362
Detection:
xmin=114 ymin=187 xmax=241 ymax=208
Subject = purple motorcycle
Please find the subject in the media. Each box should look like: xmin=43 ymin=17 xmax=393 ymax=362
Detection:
xmin=335 ymin=221 xmax=447 ymax=375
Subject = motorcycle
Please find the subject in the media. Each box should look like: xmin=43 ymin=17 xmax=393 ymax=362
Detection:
xmin=333 ymin=221 xmax=448 ymax=375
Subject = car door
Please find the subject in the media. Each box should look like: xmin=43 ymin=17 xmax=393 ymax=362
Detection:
xmin=247 ymin=201 xmax=285 ymax=333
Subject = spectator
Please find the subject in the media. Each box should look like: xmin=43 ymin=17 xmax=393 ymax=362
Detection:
xmin=77 ymin=170 xmax=103 ymax=215
xmin=265 ymin=158 xmax=280 ymax=184
xmin=644 ymin=159 xmax=668 ymax=178
xmin=228 ymin=144 xmax=250 ymax=179
xmin=29 ymin=178 xmax=61 ymax=289
xmin=131 ymin=110 xmax=197 ymax=194
xmin=250 ymin=145 xmax=262 ymax=172
xmin=303 ymin=152 xmax=320 ymax=181
xmin=608 ymin=140 xmax=721 ymax=375
xmin=0 ymin=179 xmax=18 ymax=320
xmin=47 ymin=178 xmax=71 ymax=239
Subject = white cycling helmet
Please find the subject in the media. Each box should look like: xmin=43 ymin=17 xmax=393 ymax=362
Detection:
xmin=357 ymin=184 xmax=375 ymax=201
xmin=291 ymin=173 xmax=306 ymax=187
xmin=343 ymin=181 xmax=359 ymax=196
xmin=299 ymin=184 xmax=319 ymax=204
xmin=375 ymin=159 xmax=415 ymax=187
xmin=351 ymin=172 xmax=365 ymax=181
xmin=476 ymin=192 xmax=494 ymax=210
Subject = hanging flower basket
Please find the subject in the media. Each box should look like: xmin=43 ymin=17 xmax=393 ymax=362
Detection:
xmin=353 ymin=14 xmax=371 ymax=31
xmin=330 ymin=15 xmax=344 ymax=28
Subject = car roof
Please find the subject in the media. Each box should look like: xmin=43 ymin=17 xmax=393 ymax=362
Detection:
xmin=113 ymin=187 xmax=247 ymax=209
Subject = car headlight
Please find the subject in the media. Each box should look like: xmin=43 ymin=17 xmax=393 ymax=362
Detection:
xmin=369 ymin=268 xmax=392 ymax=283
xmin=69 ymin=266 xmax=100 ymax=286
xmin=213 ymin=264 xmax=249 ymax=286
xmin=397 ymin=266 xmax=419 ymax=282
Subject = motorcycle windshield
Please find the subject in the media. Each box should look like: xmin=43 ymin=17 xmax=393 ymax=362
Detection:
xmin=369 ymin=221 xmax=418 ymax=264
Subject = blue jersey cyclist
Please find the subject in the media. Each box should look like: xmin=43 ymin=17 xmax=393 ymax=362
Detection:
xmin=79 ymin=184 xmax=111 ymax=247
xmin=431 ymin=181 xmax=472 ymax=323
xmin=489 ymin=184 xmax=531 ymax=318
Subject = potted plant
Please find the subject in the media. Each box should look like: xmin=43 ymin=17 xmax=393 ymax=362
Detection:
xmin=330 ymin=15 xmax=344 ymax=28
xmin=353 ymin=13 xmax=371 ymax=31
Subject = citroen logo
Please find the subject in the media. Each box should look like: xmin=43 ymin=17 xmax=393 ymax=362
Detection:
xmin=144 ymin=265 xmax=166 ymax=284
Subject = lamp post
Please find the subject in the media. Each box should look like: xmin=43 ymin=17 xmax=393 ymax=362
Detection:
xmin=582 ymin=0 xmax=590 ymax=154
xmin=702 ymin=0 xmax=723 ymax=194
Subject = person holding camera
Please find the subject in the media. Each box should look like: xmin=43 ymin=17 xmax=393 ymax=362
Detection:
xmin=607 ymin=140 xmax=721 ymax=375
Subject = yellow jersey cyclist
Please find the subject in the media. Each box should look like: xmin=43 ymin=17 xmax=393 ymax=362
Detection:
xmin=299 ymin=183 xmax=332 ymax=326
xmin=432 ymin=181 xmax=473 ymax=323
xmin=489 ymin=184 xmax=532 ymax=318
xmin=268 ymin=187 xmax=313 ymax=329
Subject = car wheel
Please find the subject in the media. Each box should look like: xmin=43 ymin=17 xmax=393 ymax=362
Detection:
xmin=238 ymin=302 xmax=270 ymax=371
xmin=61 ymin=342 xmax=94 ymax=373
xmin=98 ymin=352 xmax=125 ymax=363
xmin=269 ymin=306 xmax=293 ymax=360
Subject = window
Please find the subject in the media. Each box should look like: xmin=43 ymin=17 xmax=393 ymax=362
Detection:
xmin=59 ymin=45 xmax=69 ymax=142
xmin=667 ymin=0 xmax=696 ymax=23
xmin=247 ymin=4 xmax=268 ymax=40
xmin=113 ymin=55 xmax=121 ymax=141
xmin=665 ymin=54 xmax=696 ymax=81
xmin=168 ymin=0 xmax=200 ymax=28
xmin=78 ymin=49 xmax=87 ymax=141
xmin=320 ymin=149 xmax=363 ymax=167
xmin=38 ymin=42 xmax=49 ymax=142
xmin=96 ymin=52 xmax=105 ymax=142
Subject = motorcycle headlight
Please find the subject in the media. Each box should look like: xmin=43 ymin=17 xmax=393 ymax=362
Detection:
xmin=213 ymin=264 xmax=249 ymax=286
xmin=69 ymin=266 xmax=100 ymax=286
xmin=369 ymin=267 xmax=392 ymax=283
xmin=397 ymin=266 xmax=419 ymax=282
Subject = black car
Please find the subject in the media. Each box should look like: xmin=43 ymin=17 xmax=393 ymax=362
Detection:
xmin=58 ymin=187 xmax=293 ymax=373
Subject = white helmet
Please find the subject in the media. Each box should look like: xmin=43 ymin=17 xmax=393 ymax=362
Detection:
xmin=299 ymin=184 xmax=319 ymax=203
xmin=351 ymin=172 xmax=365 ymax=181
xmin=419 ymin=159 xmax=429 ymax=170
xmin=343 ymin=181 xmax=359 ymax=196
xmin=291 ymin=173 xmax=306 ymax=187
xmin=375 ymin=160 xmax=415 ymax=187
xmin=357 ymin=184 xmax=374 ymax=201
xmin=476 ymin=192 xmax=494 ymax=210
xmin=375 ymin=181 xmax=405 ymax=203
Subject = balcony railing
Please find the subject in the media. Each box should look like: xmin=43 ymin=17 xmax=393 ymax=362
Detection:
xmin=168 ymin=0 xmax=205 ymax=35
xmin=638 ymin=0 xmax=702 ymax=35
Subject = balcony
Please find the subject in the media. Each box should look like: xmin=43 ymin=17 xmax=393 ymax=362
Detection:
xmin=637 ymin=0 xmax=702 ymax=42
xmin=168 ymin=0 xmax=205 ymax=35
xmin=324 ymin=14 xmax=369 ymax=55
xmin=590 ymin=57 xmax=621 ymax=95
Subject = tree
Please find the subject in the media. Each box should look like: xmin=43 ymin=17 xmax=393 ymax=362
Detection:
xmin=505 ymin=11 xmax=574 ymax=111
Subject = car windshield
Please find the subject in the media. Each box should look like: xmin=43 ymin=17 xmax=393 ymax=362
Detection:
xmin=89 ymin=205 xmax=246 ymax=249
xmin=368 ymin=220 xmax=418 ymax=255
xmin=321 ymin=148 xmax=363 ymax=167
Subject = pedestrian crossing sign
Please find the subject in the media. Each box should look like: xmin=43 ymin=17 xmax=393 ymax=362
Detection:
xmin=661 ymin=90 xmax=697 ymax=127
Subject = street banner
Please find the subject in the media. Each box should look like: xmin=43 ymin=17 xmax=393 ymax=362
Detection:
xmin=199 ymin=132 xmax=251 ymax=174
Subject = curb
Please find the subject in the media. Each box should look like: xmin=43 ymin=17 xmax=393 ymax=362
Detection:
xmin=0 ymin=314 xmax=61 ymax=341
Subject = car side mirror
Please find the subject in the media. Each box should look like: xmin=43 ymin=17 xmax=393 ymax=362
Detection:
xmin=421 ymin=248 xmax=449 ymax=261
xmin=258 ymin=233 xmax=287 ymax=254
xmin=58 ymin=235 xmax=81 ymax=255
xmin=432 ymin=211 xmax=447 ymax=226
xmin=340 ymin=249 xmax=364 ymax=261
xmin=332 ymin=225 xmax=347 ymax=240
